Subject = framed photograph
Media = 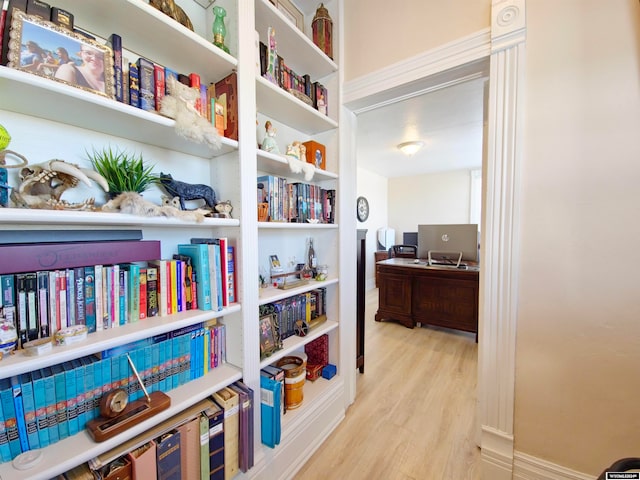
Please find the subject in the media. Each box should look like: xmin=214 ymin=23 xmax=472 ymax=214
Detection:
xmin=7 ymin=11 xmax=115 ymax=99
xmin=276 ymin=0 xmax=304 ymax=32
xmin=269 ymin=255 xmax=280 ymax=268
xmin=259 ymin=313 xmax=279 ymax=358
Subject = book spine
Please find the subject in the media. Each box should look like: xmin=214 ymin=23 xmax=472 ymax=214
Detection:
xmin=72 ymin=359 xmax=87 ymax=432
xmin=66 ymin=269 xmax=75 ymax=326
xmin=0 ymin=383 xmax=11 ymax=462
xmin=74 ymin=266 xmax=85 ymax=327
xmin=139 ymin=268 xmax=147 ymax=320
xmin=1 ymin=378 xmax=21 ymax=458
xmin=189 ymin=72 xmax=202 ymax=115
xmin=84 ymin=266 xmax=96 ymax=333
xmin=227 ymin=246 xmax=236 ymax=304
xmin=49 ymin=6 xmax=73 ymax=30
xmin=63 ymin=362 xmax=78 ymax=436
xmin=36 ymin=271 xmax=49 ymax=338
xmin=154 ymin=63 xmax=165 ymax=111
xmin=108 ymin=33 xmax=124 ymax=102
xmin=137 ymin=57 xmax=156 ymax=112
xmin=119 ymin=268 xmax=127 ymax=325
xmin=11 ymin=375 xmax=30 ymax=453
xmin=25 ymin=0 xmax=49 ymax=19
xmin=42 ymin=368 xmax=58 ymax=444
xmin=129 ymin=62 xmax=140 ymax=107
xmin=58 ymin=271 xmax=67 ymax=331
xmin=146 ymin=266 xmax=158 ymax=317
xmin=15 ymin=273 xmax=27 ymax=348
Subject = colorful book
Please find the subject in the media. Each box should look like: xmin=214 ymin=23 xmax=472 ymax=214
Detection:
xmin=146 ymin=266 xmax=159 ymax=317
xmin=71 ymin=359 xmax=87 ymax=431
xmin=177 ymin=244 xmax=211 ymax=311
xmin=218 ymin=238 xmax=229 ymax=307
xmin=154 ymin=63 xmax=166 ymax=111
xmin=49 ymin=6 xmax=73 ymax=30
xmin=63 ymin=361 xmax=78 ymax=436
xmin=139 ymin=268 xmax=147 ymax=320
xmin=0 ymin=380 xmax=11 ymax=461
xmin=41 ymin=367 xmax=58 ymax=444
xmin=259 ymin=373 xmax=281 ymax=448
xmin=36 ymin=270 xmax=49 ymax=338
xmin=231 ymin=381 xmax=254 ymax=471
xmin=177 ymin=416 xmax=200 ymax=480
xmin=94 ymin=265 xmax=103 ymax=331
xmin=73 ymin=266 xmax=85 ymax=327
xmin=15 ymin=273 xmax=28 ymax=348
xmin=226 ymin=245 xmax=236 ymax=304
xmin=148 ymin=260 xmax=170 ymax=317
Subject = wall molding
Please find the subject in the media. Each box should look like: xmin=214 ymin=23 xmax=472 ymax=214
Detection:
xmin=513 ymin=452 xmax=594 ymax=480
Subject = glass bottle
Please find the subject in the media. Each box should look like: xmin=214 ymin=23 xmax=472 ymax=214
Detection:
xmin=307 ymin=237 xmax=317 ymax=277
xmin=212 ymin=6 xmax=230 ymax=54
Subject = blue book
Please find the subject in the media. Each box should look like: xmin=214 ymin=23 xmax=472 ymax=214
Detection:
xmin=41 ymin=367 xmax=59 ymax=444
xmin=137 ymin=56 xmax=156 ymax=112
xmin=203 ymin=402 xmax=225 ymax=480
xmin=20 ymin=372 xmax=41 ymax=450
xmin=143 ymin=345 xmax=153 ymax=394
xmin=63 ymin=362 xmax=78 ymax=436
xmin=129 ymin=61 xmax=140 ymax=107
xmin=84 ymin=266 xmax=96 ymax=333
xmin=119 ymin=268 xmax=127 ymax=325
xmin=0 ymin=385 xmax=11 ymax=462
xmin=72 ymin=359 xmax=87 ymax=430
xmin=213 ymin=243 xmax=223 ymax=310
xmin=156 ymin=429 xmax=181 ymax=480
xmin=164 ymin=67 xmax=178 ymax=95
xmin=73 ymin=266 xmax=85 ymax=327
xmin=10 ymin=375 xmax=29 ymax=453
xmin=259 ymin=373 xmax=281 ymax=448
xmin=151 ymin=342 xmax=160 ymax=393
xmin=0 ymin=377 xmax=21 ymax=459
xmin=177 ymin=244 xmax=211 ymax=311
xmin=170 ymin=336 xmax=180 ymax=389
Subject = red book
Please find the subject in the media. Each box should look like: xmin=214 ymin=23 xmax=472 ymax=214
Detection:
xmin=0 ymin=240 xmax=161 ymax=275
xmin=139 ymin=268 xmax=147 ymax=320
xmin=189 ymin=72 xmax=202 ymax=116
xmin=154 ymin=64 xmax=165 ymax=112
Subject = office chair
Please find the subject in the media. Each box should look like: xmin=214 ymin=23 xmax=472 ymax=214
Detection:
xmin=388 ymin=244 xmax=418 ymax=259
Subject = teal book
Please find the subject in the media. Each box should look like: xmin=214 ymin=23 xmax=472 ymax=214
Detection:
xmin=72 ymin=359 xmax=87 ymax=430
xmin=19 ymin=372 xmax=40 ymax=450
xmin=80 ymin=356 xmax=96 ymax=422
xmin=42 ymin=367 xmax=59 ymax=444
xmin=119 ymin=268 xmax=127 ymax=325
xmin=177 ymin=244 xmax=211 ymax=311
xmin=120 ymin=263 xmax=140 ymax=323
xmin=63 ymin=362 xmax=78 ymax=436
xmin=151 ymin=341 xmax=160 ymax=393
xmin=0 ymin=377 xmax=21 ymax=459
xmin=0 ymin=385 xmax=11 ymax=462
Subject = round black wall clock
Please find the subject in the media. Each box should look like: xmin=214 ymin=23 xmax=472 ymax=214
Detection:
xmin=356 ymin=196 xmax=369 ymax=222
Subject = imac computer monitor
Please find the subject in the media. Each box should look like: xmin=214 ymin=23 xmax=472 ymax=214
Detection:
xmin=418 ymin=224 xmax=479 ymax=265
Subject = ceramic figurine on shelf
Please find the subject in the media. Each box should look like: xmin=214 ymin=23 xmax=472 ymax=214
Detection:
xmin=261 ymin=121 xmax=280 ymax=153
xmin=212 ymin=6 xmax=230 ymax=54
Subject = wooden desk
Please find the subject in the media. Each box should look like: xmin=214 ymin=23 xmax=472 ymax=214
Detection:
xmin=374 ymin=250 xmax=389 ymax=287
xmin=375 ymin=258 xmax=479 ymax=338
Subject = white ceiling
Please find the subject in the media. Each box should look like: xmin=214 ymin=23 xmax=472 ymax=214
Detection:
xmin=356 ymin=77 xmax=487 ymax=178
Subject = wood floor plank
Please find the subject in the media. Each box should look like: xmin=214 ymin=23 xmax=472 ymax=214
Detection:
xmin=294 ymin=289 xmax=480 ymax=480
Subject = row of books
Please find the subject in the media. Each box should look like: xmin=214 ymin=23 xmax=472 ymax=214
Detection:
xmin=263 ymin=288 xmax=327 ymax=343
xmin=257 ymin=174 xmax=336 ymax=223
xmin=0 ymin=320 xmax=226 ymax=463
xmin=258 ymin=38 xmax=328 ymax=116
xmin=0 ymin=238 xmax=237 ymax=351
xmin=59 ymin=382 xmax=254 ymax=480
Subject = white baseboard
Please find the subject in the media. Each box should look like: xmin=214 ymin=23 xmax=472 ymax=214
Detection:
xmin=512 ymin=451 xmax=595 ymax=480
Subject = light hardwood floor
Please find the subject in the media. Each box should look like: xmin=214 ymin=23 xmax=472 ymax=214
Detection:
xmin=294 ymin=288 xmax=480 ymax=480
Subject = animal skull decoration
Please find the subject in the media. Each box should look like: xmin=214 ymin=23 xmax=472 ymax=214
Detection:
xmin=11 ymin=159 xmax=109 ymax=210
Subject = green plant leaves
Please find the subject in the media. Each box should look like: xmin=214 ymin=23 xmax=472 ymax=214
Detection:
xmin=87 ymin=146 xmax=159 ymax=194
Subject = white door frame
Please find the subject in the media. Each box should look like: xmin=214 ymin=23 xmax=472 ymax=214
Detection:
xmin=342 ymin=1 xmax=526 ymax=477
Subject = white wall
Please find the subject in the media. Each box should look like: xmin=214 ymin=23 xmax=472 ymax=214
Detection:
xmin=388 ymin=169 xmax=473 ymax=240
xmin=356 ymin=167 xmax=387 ymax=290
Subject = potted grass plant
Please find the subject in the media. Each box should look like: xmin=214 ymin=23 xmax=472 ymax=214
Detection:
xmin=87 ymin=146 xmax=159 ymax=197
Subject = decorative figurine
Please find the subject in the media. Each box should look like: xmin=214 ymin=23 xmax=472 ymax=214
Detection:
xmin=149 ymin=0 xmax=194 ymax=31
xmin=158 ymin=172 xmax=217 ymax=210
xmin=312 ymin=3 xmax=333 ymax=59
xmin=214 ymin=200 xmax=233 ymax=218
xmin=212 ymin=6 xmax=230 ymax=54
xmin=261 ymin=121 xmax=280 ymax=153
xmin=285 ymin=141 xmax=315 ymax=181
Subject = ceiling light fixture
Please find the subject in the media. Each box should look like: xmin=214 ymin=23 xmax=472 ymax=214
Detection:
xmin=397 ymin=141 xmax=424 ymax=157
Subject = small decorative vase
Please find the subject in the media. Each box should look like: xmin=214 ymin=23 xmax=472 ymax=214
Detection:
xmin=212 ymin=6 xmax=230 ymax=54
xmin=312 ymin=3 xmax=333 ymax=59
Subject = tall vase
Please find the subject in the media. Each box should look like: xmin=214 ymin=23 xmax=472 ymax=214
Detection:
xmin=212 ymin=6 xmax=230 ymax=54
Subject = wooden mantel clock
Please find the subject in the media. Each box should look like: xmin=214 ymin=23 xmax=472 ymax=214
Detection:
xmin=87 ymin=354 xmax=170 ymax=442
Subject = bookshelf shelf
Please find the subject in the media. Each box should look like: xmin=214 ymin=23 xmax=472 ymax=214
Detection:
xmin=256 ymin=76 xmax=338 ymax=135
xmin=258 ymin=278 xmax=338 ymax=305
xmin=0 ymin=305 xmax=241 ymax=379
xmin=258 ymin=221 xmax=338 ymax=230
xmin=0 ymin=68 xmax=238 ymax=158
xmin=0 ymin=208 xmax=240 ymax=228
xmin=0 ymin=363 xmax=242 ymax=480
xmin=257 ymin=150 xmax=338 ymax=181
xmin=259 ymin=319 xmax=339 ymax=369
